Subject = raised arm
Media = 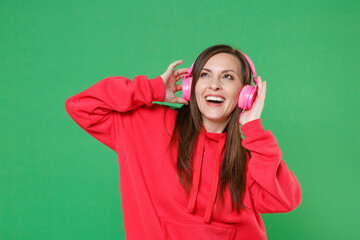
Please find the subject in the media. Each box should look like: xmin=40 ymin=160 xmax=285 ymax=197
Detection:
xmin=241 ymin=119 xmax=302 ymax=213
xmin=65 ymin=75 xmax=165 ymax=152
xmin=65 ymin=60 xmax=189 ymax=152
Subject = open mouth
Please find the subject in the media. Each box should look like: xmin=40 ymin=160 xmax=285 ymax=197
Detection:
xmin=205 ymin=96 xmax=225 ymax=104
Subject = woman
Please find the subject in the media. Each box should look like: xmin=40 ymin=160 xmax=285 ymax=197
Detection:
xmin=65 ymin=44 xmax=301 ymax=240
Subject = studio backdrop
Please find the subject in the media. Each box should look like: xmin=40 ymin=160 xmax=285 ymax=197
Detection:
xmin=1 ymin=0 xmax=359 ymax=239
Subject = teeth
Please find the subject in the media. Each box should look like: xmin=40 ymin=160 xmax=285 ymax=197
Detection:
xmin=205 ymin=96 xmax=225 ymax=102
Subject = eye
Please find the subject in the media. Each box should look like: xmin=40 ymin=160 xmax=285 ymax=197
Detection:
xmin=224 ymin=74 xmax=234 ymax=80
xmin=200 ymin=72 xmax=209 ymax=77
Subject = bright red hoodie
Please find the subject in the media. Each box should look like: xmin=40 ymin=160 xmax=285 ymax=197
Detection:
xmin=65 ymin=75 xmax=301 ymax=240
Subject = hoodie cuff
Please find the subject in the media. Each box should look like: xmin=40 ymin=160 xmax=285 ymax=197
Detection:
xmin=149 ymin=76 xmax=166 ymax=102
xmin=240 ymin=118 xmax=265 ymax=138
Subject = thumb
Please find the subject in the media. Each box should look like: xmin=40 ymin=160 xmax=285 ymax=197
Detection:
xmin=175 ymin=96 xmax=188 ymax=105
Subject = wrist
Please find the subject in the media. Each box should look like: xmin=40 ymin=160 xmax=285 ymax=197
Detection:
xmin=160 ymin=73 xmax=167 ymax=85
xmin=149 ymin=76 xmax=166 ymax=102
xmin=240 ymin=118 xmax=264 ymax=137
xmin=242 ymin=118 xmax=260 ymax=125
xmin=240 ymin=115 xmax=258 ymax=125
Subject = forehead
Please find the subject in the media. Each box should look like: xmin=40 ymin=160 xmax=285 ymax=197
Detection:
xmin=203 ymin=53 xmax=241 ymax=72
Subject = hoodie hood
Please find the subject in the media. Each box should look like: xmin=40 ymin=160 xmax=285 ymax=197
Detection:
xmin=187 ymin=126 xmax=227 ymax=223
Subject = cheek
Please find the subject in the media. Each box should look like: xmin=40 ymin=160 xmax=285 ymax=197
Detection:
xmin=194 ymin=83 xmax=206 ymax=100
xmin=229 ymin=85 xmax=242 ymax=100
xmin=226 ymin=87 xmax=242 ymax=109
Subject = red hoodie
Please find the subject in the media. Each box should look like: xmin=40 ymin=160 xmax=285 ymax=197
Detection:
xmin=65 ymin=75 xmax=301 ymax=240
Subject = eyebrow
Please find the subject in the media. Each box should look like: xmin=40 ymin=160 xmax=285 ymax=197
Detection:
xmin=202 ymin=68 xmax=237 ymax=74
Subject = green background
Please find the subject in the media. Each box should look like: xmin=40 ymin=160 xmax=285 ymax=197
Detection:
xmin=1 ymin=0 xmax=359 ymax=239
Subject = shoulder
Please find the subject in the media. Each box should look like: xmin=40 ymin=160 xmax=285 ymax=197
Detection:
xmin=135 ymin=103 xmax=178 ymax=120
xmin=151 ymin=104 xmax=179 ymax=136
xmin=120 ymin=103 xmax=179 ymax=136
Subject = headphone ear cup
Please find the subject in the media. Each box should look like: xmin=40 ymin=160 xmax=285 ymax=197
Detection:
xmin=238 ymin=85 xmax=257 ymax=110
xmin=182 ymin=76 xmax=192 ymax=102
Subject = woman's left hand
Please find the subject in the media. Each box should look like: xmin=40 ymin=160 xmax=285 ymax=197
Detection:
xmin=239 ymin=76 xmax=267 ymax=125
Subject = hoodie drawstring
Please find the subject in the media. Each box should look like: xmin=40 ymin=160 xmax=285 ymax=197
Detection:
xmin=187 ymin=128 xmax=226 ymax=223
xmin=187 ymin=130 xmax=205 ymax=213
xmin=204 ymin=136 xmax=225 ymax=223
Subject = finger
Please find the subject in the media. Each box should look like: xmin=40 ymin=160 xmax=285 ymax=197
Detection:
xmin=175 ymin=84 xmax=183 ymax=92
xmin=259 ymin=78 xmax=266 ymax=97
xmin=175 ymin=71 xmax=188 ymax=77
xmin=174 ymin=68 xmax=189 ymax=76
xmin=256 ymin=76 xmax=262 ymax=93
xmin=257 ymin=76 xmax=262 ymax=86
xmin=175 ymin=97 xmax=188 ymax=105
xmin=168 ymin=60 xmax=184 ymax=70
xmin=175 ymin=73 xmax=187 ymax=81
xmin=262 ymin=81 xmax=267 ymax=98
xmin=256 ymin=81 xmax=266 ymax=103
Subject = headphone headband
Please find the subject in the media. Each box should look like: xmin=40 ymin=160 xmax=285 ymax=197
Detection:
xmin=236 ymin=50 xmax=257 ymax=85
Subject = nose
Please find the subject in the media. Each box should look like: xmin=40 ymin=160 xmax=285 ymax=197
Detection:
xmin=208 ymin=77 xmax=221 ymax=90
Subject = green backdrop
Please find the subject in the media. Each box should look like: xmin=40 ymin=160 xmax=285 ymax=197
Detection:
xmin=1 ymin=0 xmax=359 ymax=239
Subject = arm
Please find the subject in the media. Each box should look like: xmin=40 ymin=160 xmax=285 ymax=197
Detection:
xmin=65 ymin=75 xmax=165 ymax=152
xmin=65 ymin=60 xmax=189 ymax=152
xmin=241 ymin=119 xmax=302 ymax=213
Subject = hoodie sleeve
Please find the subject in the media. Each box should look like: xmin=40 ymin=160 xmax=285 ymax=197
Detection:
xmin=241 ymin=119 xmax=302 ymax=214
xmin=65 ymin=75 xmax=165 ymax=152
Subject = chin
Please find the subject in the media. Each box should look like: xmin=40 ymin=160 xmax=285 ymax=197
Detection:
xmin=202 ymin=114 xmax=229 ymax=124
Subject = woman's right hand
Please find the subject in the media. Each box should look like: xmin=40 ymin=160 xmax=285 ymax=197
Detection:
xmin=160 ymin=60 xmax=189 ymax=105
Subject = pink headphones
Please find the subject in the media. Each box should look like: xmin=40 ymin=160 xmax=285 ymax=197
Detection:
xmin=182 ymin=50 xmax=258 ymax=117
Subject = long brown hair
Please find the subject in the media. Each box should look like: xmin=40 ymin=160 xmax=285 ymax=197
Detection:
xmin=170 ymin=44 xmax=252 ymax=212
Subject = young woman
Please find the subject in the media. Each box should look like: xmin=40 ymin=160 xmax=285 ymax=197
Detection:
xmin=65 ymin=44 xmax=301 ymax=240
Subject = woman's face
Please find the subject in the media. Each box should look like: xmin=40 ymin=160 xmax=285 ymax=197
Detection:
xmin=194 ymin=53 xmax=243 ymax=132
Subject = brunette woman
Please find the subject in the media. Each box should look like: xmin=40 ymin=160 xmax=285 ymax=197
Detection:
xmin=65 ymin=44 xmax=301 ymax=240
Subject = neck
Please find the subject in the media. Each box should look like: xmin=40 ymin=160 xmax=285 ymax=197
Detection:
xmin=202 ymin=118 xmax=230 ymax=133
